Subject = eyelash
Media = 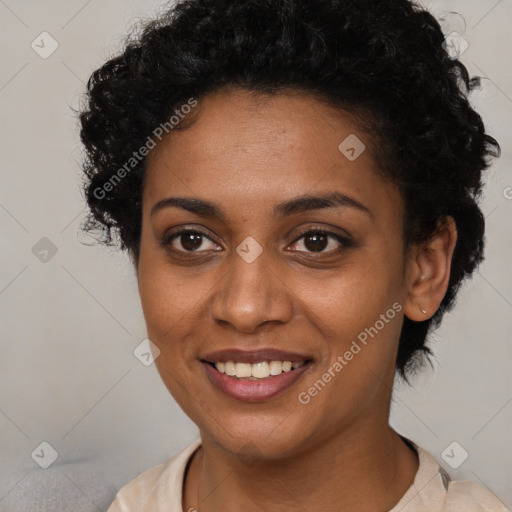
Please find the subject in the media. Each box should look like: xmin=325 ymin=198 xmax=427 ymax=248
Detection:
xmin=161 ymin=227 xmax=354 ymax=255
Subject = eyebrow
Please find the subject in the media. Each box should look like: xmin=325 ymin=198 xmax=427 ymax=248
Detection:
xmin=150 ymin=192 xmax=371 ymax=219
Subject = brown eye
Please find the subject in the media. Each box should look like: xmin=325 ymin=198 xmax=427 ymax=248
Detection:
xmin=303 ymin=232 xmax=329 ymax=252
xmin=289 ymin=229 xmax=353 ymax=254
xmin=166 ymin=230 xmax=219 ymax=252
xmin=179 ymin=232 xmax=204 ymax=251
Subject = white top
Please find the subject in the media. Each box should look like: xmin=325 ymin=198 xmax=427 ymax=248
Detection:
xmin=106 ymin=439 xmax=507 ymax=512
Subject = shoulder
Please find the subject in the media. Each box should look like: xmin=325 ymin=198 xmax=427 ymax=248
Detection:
xmin=391 ymin=441 xmax=507 ymax=512
xmin=444 ymin=479 xmax=508 ymax=511
xmin=106 ymin=439 xmax=202 ymax=512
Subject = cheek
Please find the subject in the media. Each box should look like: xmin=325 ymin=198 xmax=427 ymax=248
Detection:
xmin=295 ymin=279 xmax=403 ymax=434
xmin=297 ymin=250 xmax=405 ymax=395
xmin=137 ymin=241 xmax=199 ymax=337
xmin=303 ymin=254 xmax=404 ymax=338
xmin=136 ymin=247 xmax=195 ymax=369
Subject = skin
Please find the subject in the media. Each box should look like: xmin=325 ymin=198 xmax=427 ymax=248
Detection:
xmin=137 ymin=88 xmax=457 ymax=512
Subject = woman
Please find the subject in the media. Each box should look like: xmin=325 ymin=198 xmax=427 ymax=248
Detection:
xmin=79 ymin=0 xmax=506 ymax=510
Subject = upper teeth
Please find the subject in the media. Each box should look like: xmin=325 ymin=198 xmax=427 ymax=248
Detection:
xmin=215 ymin=361 xmax=304 ymax=379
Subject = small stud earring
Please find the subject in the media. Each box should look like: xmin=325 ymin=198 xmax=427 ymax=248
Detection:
xmin=419 ymin=305 xmax=427 ymax=314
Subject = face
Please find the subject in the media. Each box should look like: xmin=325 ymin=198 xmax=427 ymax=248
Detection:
xmin=137 ymin=88 xmax=412 ymax=459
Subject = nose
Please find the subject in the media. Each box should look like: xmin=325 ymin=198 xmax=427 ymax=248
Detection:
xmin=210 ymin=250 xmax=294 ymax=334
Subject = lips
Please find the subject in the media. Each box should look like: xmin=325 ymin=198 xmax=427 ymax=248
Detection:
xmin=200 ymin=348 xmax=313 ymax=402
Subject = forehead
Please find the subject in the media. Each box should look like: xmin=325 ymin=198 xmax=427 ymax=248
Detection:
xmin=143 ymin=88 xmax=400 ymax=222
xmin=148 ymin=88 xmax=366 ymax=163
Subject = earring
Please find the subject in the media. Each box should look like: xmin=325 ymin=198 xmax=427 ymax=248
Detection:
xmin=419 ymin=305 xmax=427 ymax=314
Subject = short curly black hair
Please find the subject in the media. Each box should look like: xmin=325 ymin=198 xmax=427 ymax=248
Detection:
xmin=79 ymin=0 xmax=499 ymax=378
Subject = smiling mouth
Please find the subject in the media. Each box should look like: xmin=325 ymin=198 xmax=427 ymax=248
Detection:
xmin=201 ymin=358 xmax=313 ymax=402
xmin=204 ymin=360 xmax=311 ymax=380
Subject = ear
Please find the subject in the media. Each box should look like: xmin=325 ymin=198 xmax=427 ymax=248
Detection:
xmin=403 ymin=216 xmax=458 ymax=321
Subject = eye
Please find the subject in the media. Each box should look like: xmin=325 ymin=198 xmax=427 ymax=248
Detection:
xmin=164 ymin=229 xmax=220 ymax=253
xmin=288 ymin=229 xmax=353 ymax=254
xmin=162 ymin=227 xmax=353 ymax=255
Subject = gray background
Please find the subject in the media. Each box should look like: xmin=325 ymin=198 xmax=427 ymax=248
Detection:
xmin=1 ymin=0 xmax=511 ymax=510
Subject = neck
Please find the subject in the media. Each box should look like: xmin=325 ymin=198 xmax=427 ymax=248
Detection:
xmin=184 ymin=422 xmax=418 ymax=512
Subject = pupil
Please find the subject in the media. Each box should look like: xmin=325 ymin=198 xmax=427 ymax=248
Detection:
xmin=182 ymin=233 xmax=202 ymax=251
xmin=305 ymin=233 xmax=327 ymax=252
